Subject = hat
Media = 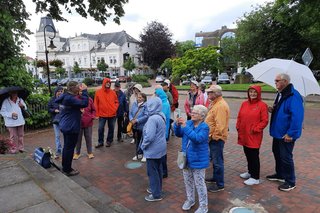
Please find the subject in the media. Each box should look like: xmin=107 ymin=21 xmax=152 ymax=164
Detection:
xmin=190 ymin=80 xmax=199 ymax=87
xmin=161 ymin=81 xmax=168 ymax=87
xmin=164 ymin=79 xmax=170 ymax=86
xmin=114 ymin=81 xmax=121 ymax=87
xmin=206 ymin=85 xmax=222 ymax=93
xmin=133 ymin=84 xmax=143 ymax=92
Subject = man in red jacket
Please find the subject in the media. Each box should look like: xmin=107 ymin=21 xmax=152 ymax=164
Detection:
xmin=164 ymin=79 xmax=179 ymax=136
xmin=94 ymin=78 xmax=119 ymax=147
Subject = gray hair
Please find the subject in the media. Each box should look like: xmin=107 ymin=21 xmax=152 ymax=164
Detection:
xmin=279 ymin=73 xmax=291 ymax=83
xmin=193 ymin=105 xmax=208 ymax=118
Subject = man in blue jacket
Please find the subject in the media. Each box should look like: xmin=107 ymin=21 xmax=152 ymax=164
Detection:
xmin=267 ymin=73 xmax=304 ymax=192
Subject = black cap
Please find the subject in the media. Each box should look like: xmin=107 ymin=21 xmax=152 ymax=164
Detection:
xmin=114 ymin=81 xmax=121 ymax=87
xmin=161 ymin=82 xmax=168 ymax=86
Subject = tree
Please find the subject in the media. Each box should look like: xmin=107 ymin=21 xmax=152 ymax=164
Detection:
xmin=73 ymin=62 xmax=81 ymax=75
xmin=140 ymin=21 xmax=175 ymax=70
xmin=220 ymin=37 xmax=240 ymax=71
xmin=123 ymin=57 xmax=136 ymax=71
xmin=97 ymin=58 xmax=108 ymax=74
xmin=175 ymin=40 xmax=196 ymax=57
xmin=160 ymin=58 xmax=173 ymax=77
xmin=172 ymin=46 xmax=221 ymax=79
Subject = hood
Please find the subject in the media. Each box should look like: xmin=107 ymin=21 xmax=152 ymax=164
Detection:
xmin=247 ymin=85 xmax=262 ymax=103
xmin=102 ymin=78 xmax=111 ymax=90
xmin=146 ymin=97 xmax=162 ymax=116
xmin=155 ymin=88 xmax=168 ymax=102
xmin=54 ymin=86 xmax=63 ymax=97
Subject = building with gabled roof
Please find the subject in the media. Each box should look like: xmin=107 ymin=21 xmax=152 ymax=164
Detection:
xmin=35 ymin=16 xmax=142 ymax=79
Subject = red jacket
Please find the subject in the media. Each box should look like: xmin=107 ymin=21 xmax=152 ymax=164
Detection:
xmin=94 ymin=78 xmax=119 ymax=117
xmin=81 ymin=97 xmax=96 ymax=128
xmin=169 ymin=84 xmax=179 ymax=111
xmin=236 ymin=85 xmax=269 ymax=148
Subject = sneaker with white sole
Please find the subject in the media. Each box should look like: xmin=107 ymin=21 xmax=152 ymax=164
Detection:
xmin=130 ymin=139 xmax=135 ymax=144
xmin=278 ymin=182 xmax=296 ymax=192
xmin=141 ymin=157 xmax=146 ymax=162
xmin=182 ymin=200 xmax=195 ymax=211
xmin=144 ymin=194 xmax=162 ymax=202
xmin=132 ymin=156 xmax=138 ymax=161
xmin=195 ymin=206 xmax=208 ymax=213
xmin=244 ymin=178 xmax=260 ymax=185
xmin=240 ymin=172 xmax=251 ymax=179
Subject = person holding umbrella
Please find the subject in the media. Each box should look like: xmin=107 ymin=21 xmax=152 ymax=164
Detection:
xmin=0 ymin=88 xmax=29 ymax=153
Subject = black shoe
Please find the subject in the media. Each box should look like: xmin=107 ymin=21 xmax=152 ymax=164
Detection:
xmin=95 ymin=143 xmax=103 ymax=148
xmin=163 ymin=174 xmax=168 ymax=178
xmin=205 ymin=177 xmax=216 ymax=184
xmin=64 ymin=169 xmax=80 ymax=177
xmin=278 ymin=182 xmax=296 ymax=192
xmin=105 ymin=142 xmax=111 ymax=147
xmin=208 ymin=185 xmax=224 ymax=193
xmin=266 ymin=174 xmax=285 ymax=182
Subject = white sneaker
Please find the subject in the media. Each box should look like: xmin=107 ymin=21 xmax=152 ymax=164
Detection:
xmin=240 ymin=172 xmax=251 ymax=179
xmin=194 ymin=205 xmax=208 ymax=213
xmin=130 ymin=139 xmax=135 ymax=144
xmin=244 ymin=178 xmax=260 ymax=185
xmin=141 ymin=157 xmax=146 ymax=162
xmin=182 ymin=200 xmax=195 ymax=211
xmin=132 ymin=156 xmax=138 ymax=161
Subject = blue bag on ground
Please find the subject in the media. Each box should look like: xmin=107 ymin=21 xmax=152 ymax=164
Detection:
xmin=33 ymin=147 xmax=52 ymax=168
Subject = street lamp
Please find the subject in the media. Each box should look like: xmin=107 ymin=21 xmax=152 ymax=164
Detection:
xmin=44 ymin=24 xmax=56 ymax=96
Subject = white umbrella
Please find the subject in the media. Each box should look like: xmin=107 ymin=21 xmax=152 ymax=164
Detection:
xmin=246 ymin=58 xmax=320 ymax=97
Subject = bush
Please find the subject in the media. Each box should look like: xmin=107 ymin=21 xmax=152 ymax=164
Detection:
xmin=83 ymin=77 xmax=94 ymax=86
xmin=132 ymin=74 xmax=149 ymax=82
xmin=88 ymin=89 xmax=96 ymax=99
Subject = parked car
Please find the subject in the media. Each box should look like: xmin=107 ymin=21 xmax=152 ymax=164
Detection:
xmin=155 ymin=75 xmax=164 ymax=83
xmin=94 ymin=77 xmax=103 ymax=84
xmin=110 ymin=76 xmax=119 ymax=83
xmin=181 ymin=80 xmax=191 ymax=85
xmin=217 ymin=74 xmax=231 ymax=84
xmin=201 ymin=76 xmax=213 ymax=84
xmin=118 ymin=76 xmax=127 ymax=82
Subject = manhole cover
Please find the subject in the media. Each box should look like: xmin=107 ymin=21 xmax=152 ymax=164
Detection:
xmin=229 ymin=207 xmax=255 ymax=213
xmin=125 ymin=161 xmax=143 ymax=169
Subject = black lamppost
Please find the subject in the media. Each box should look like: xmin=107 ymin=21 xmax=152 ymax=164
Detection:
xmin=44 ymin=24 xmax=56 ymax=96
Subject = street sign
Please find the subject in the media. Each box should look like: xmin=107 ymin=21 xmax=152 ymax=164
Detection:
xmin=302 ymin=48 xmax=313 ymax=67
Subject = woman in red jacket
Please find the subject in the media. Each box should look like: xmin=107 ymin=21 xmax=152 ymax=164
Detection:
xmin=236 ymin=85 xmax=269 ymax=185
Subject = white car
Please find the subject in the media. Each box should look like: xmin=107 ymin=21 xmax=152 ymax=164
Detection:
xmin=155 ymin=75 xmax=164 ymax=83
xmin=110 ymin=76 xmax=119 ymax=83
xmin=201 ymin=76 xmax=213 ymax=84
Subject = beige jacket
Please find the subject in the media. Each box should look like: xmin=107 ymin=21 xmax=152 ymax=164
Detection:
xmin=205 ymin=96 xmax=230 ymax=142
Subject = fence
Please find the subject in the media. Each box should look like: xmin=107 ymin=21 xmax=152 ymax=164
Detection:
xmin=0 ymin=102 xmax=51 ymax=135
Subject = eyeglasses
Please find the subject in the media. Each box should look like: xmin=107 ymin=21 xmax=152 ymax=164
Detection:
xmin=191 ymin=111 xmax=201 ymax=115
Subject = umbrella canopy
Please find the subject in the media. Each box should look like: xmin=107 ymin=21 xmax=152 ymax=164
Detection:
xmin=0 ymin=86 xmax=30 ymax=106
xmin=246 ymin=58 xmax=320 ymax=97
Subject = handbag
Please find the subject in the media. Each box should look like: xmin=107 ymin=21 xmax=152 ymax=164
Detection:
xmin=21 ymin=107 xmax=32 ymax=119
xmin=127 ymin=104 xmax=143 ymax=135
xmin=33 ymin=147 xmax=52 ymax=169
xmin=177 ymin=140 xmax=191 ymax=169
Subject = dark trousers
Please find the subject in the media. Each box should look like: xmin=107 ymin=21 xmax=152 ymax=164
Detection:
xmin=116 ymin=115 xmax=124 ymax=140
xmin=161 ymin=154 xmax=168 ymax=177
xmin=98 ymin=117 xmax=116 ymax=144
xmin=62 ymin=133 xmax=79 ymax=173
xmin=133 ymin=128 xmax=143 ymax=155
xmin=272 ymin=138 xmax=296 ymax=185
xmin=75 ymin=127 xmax=93 ymax=154
xmin=209 ymin=139 xmax=225 ymax=187
xmin=243 ymin=146 xmax=260 ymax=179
xmin=147 ymin=158 xmax=163 ymax=199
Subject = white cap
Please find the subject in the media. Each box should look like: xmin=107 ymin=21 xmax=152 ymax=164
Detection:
xmin=164 ymin=79 xmax=170 ymax=86
xmin=133 ymin=84 xmax=143 ymax=92
xmin=206 ymin=85 xmax=222 ymax=93
xmin=190 ymin=80 xmax=199 ymax=87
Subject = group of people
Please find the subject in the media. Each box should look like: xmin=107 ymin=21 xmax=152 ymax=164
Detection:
xmin=0 ymin=72 xmax=304 ymax=213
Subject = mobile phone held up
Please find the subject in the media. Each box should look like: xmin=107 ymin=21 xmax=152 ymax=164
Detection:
xmin=176 ymin=109 xmax=181 ymax=118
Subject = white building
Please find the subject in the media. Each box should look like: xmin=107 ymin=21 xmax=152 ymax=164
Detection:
xmin=35 ymin=16 xmax=142 ymax=79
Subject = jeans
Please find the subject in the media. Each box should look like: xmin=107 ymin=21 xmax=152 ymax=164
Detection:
xmin=243 ymin=146 xmax=260 ymax=179
xmin=62 ymin=133 xmax=79 ymax=173
xmin=272 ymin=138 xmax=296 ymax=185
xmin=147 ymin=158 xmax=163 ymax=199
xmin=53 ymin=124 xmax=62 ymax=154
xmin=133 ymin=128 xmax=143 ymax=155
xmin=209 ymin=139 xmax=225 ymax=187
xmin=76 ymin=127 xmax=93 ymax=154
xmin=161 ymin=154 xmax=168 ymax=177
xmin=116 ymin=115 xmax=124 ymax=140
xmin=98 ymin=117 xmax=116 ymax=144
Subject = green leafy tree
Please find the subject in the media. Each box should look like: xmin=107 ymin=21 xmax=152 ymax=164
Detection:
xmin=73 ymin=62 xmax=81 ymax=75
xmin=140 ymin=21 xmax=175 ymax=70
xmin=172 ymin=46 xmax=221 ymax=79
xmin=97 ymin=58 xmax=108 ymax=74
xmin=220 ymin=37 xmax=240 ymax=71
xmin=160 ymin=58 xmax=173 ymax=76
xmin=175 ymin=40 xmax=196 ymax=57
xmin=123 ymin=57 xmax=136 ymax=71
xmin=55 ymin=67 xmax=66 ymax=78
xmin=49 ymin=59 xmax=63 ymax=68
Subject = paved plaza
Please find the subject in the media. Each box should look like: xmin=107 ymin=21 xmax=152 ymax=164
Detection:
xmin=1 ymin=87 xmax=320 ymax=212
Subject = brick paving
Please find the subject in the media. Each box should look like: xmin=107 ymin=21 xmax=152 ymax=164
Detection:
xmin=23 ymin=97 xmax=320 ymax=213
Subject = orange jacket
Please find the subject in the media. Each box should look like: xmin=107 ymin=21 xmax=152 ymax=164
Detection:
xmin=94 ymin=78 xmax=119 ymax=117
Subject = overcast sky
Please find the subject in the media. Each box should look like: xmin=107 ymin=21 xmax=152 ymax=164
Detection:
xmin=23 ymin=0 xmax=271 ymax=58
